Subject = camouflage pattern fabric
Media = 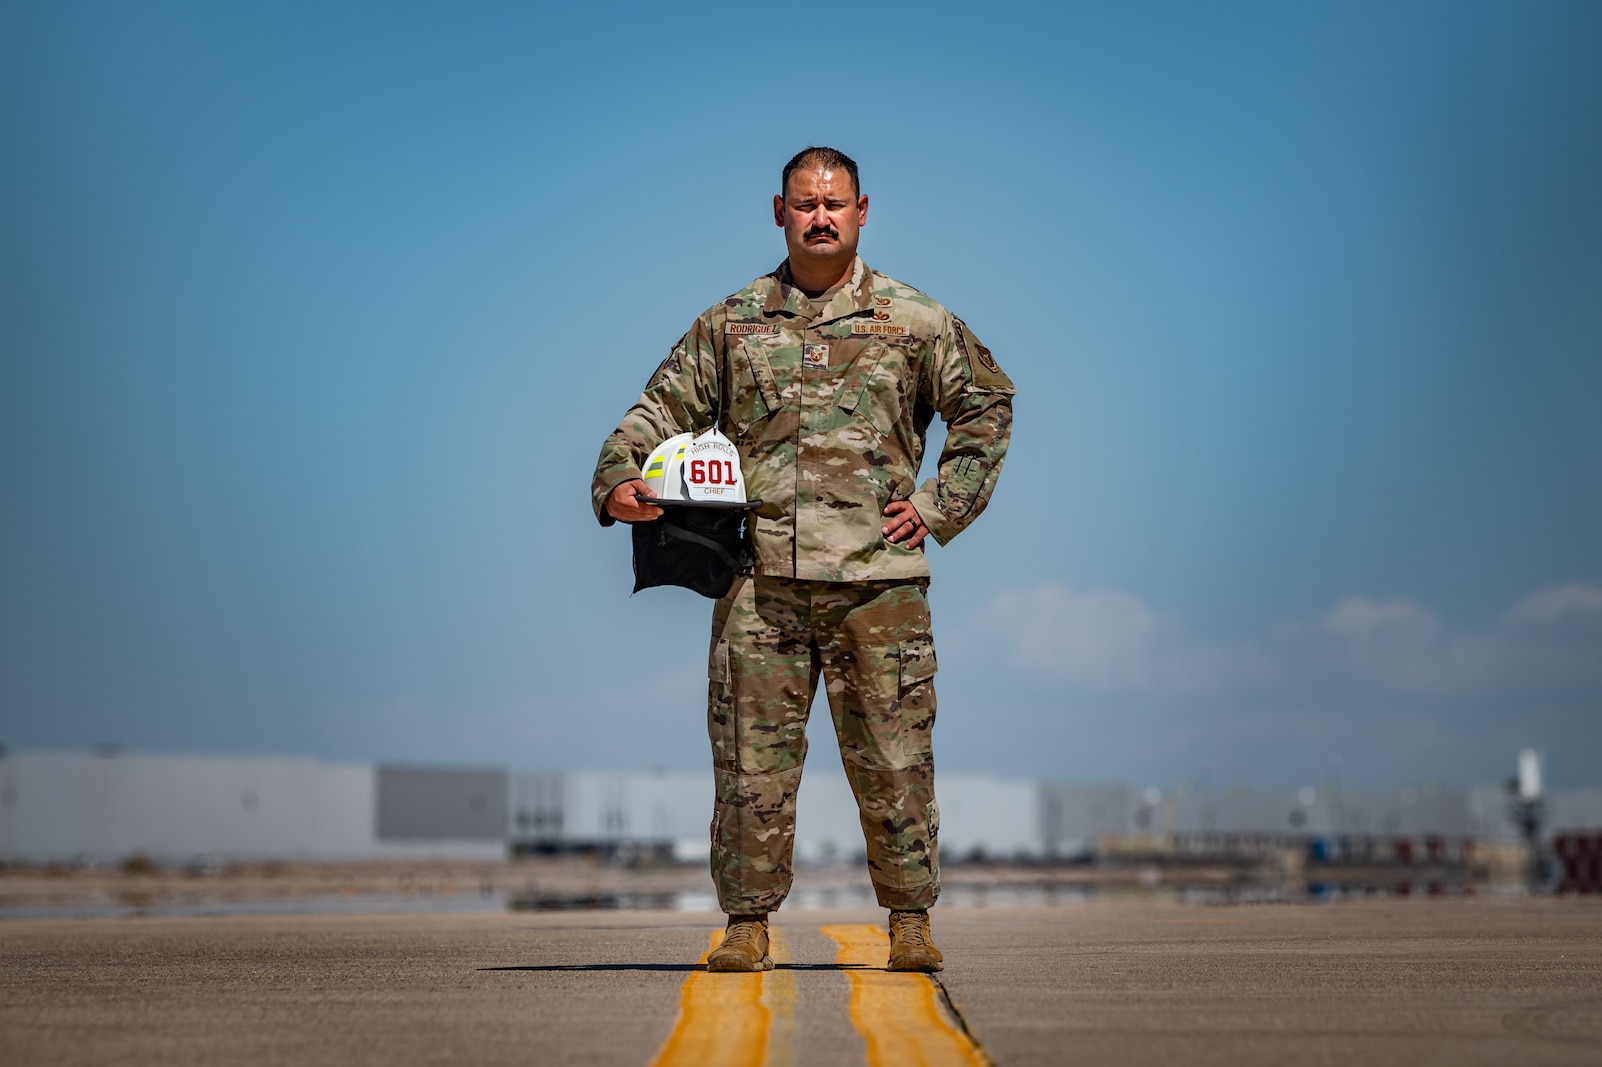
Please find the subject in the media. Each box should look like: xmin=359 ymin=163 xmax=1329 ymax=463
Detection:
xmin=707 ymin=575 xmax=940 ymax=913
xmin=592 ymin=255 xmax=1015 ymax=582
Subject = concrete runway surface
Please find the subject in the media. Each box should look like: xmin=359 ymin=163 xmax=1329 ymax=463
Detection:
xmin=3 ymin=898 xmax=1600 ymax=1065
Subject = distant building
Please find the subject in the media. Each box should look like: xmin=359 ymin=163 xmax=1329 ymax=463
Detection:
xmin=0 ymin=750 xmax=505 ymax=863
xmin=2 ymin=748 xmax=1599 ymax=866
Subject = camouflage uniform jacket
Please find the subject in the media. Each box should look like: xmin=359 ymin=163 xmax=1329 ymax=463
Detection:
xmin=591 ymin=256 xmax=1015 ymax=582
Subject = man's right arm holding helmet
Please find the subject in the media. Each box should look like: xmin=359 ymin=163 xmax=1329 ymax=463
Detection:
xmin=592 ymin=314 xmax=721 ymax=526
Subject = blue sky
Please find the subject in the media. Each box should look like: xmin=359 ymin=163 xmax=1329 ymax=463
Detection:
xmin=2 ymin=1 xmax=1598 ymax=789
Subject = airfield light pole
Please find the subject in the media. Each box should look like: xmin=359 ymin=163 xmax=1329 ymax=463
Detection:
xmin=1507 ymin=748 xmax=1547 ymax=892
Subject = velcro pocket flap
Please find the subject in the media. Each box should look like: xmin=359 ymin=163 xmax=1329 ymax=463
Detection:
xmin=709 ymin=637 xmax=731 ymax=683
xmin=733 ymin=339 xmax=782 ymax=416
xmin=898 ymin=635 xmax=937 ymax=689
xmin=837 ymin=343 xmax=891 ymax=416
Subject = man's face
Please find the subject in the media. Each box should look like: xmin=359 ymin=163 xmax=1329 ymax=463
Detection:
xmin=773 ymin=167 xmax=868 ymax=269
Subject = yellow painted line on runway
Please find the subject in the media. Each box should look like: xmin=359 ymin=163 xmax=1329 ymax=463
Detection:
xmin=762 ymin=926 xmax=795 ymax=1067
xmin=820 ymin=924 xmax=988 ymax=1067
xmin=650 ymin=926 xmax=793 ymax=1067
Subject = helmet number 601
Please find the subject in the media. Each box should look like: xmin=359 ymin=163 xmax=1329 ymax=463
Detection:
xmin=688 ymin=459 xmax=737 ymax=485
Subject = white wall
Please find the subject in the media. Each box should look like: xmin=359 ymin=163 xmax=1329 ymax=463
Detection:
xmin=794 ymin=768 xmax=866 ymax=863
xmin=510 ymin=767 xmax=1042 ymax=863
xmin=936 ymin=775 xmax=1040 ymax=859
xmin=0 ymin=751 xmax=374 ymax=862
xmin=1546 ymin=788 xmax=1602 ymax=837
xmin=787 ymin=769 xmax=1041 ymax=862
xmin=0 ymin=751 xmax=502 ymax=864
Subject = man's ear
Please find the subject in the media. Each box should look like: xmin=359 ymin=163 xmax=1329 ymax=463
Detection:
xmin=773 ymin=194 xmax=785 ymax=227
xmin=857 ymin=194 xmax=869 ymax=226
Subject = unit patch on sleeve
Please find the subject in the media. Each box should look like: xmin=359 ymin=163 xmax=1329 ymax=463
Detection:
xmin=953 ymin=317 xmax=1015 ymax=393
xmin=803 ymin=343 xmax=830 ymax=368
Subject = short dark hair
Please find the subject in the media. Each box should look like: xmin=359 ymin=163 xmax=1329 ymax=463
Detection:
xmin=781 ymin=146 xmax=860 ymax=198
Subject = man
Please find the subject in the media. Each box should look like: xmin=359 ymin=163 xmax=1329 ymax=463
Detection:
xmin=591 ymin=147 xmax=1013 ymax=972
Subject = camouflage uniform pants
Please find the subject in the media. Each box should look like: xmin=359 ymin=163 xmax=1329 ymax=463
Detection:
xmin=707 ymin=574 xmax=940 ymax=914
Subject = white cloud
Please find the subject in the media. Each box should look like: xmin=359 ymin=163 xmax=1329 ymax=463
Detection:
xmin=1308 ymin=595 xmax=1455 ymax=692
xmin=1505 ymin=583 xmax=1602 ymax=627
xmin=1492 ymin=582 xmax=1602 ymax=683
xmin=978 ymin=585 xmax=1159 ymax=689
xmin=979 ymin=581 xmax=1602 ymax=696
xmin=976 ymin=584 xmax=1272 ymax=692
xmin=1322 ymin=596 xmax=1437 ymax=639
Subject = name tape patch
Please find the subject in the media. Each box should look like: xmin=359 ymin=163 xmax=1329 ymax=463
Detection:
xmin=726 ymin=322 xmax=780 ymax=336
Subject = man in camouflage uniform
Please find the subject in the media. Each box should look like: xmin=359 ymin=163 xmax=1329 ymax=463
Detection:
xmin=592 ymin=147 xmax=1013 ymax=972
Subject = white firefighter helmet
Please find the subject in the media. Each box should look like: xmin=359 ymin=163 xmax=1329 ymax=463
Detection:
xmin=631 ymin=427 xmax=761 ymax=598
xmin=641 ymin=428 xmax=749 ymax=505
xmin=642 ymin=432 xmax=693 ymax=499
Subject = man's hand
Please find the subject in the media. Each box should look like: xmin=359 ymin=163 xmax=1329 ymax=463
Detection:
xmin=606 ymin=479 xmax=664 ymax=523
xmin=881 ymin=499 xmax=928 ymax=550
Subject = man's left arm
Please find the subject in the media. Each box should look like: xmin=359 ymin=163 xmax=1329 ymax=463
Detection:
xmin=903 ymin=315 xmax=1016 ymax=546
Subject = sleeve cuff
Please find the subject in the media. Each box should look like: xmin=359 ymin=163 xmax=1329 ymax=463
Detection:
xmin=908 ymin=484 xmax=958 ymax=547
xmin=593 ymin=467 xmax=643 ymax=527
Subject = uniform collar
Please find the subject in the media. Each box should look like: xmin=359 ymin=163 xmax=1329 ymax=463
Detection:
xmin=765 ymin=255 xmax=873 ymax=325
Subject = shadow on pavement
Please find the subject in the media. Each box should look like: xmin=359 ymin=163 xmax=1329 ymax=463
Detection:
xmin=478 ymin=963 xmax=872 ymax=972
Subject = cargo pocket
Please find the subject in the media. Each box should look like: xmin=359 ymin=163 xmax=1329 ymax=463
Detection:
xmin=899 ymin=634 xmax=937 ymax=688
xmin=708 ymin=637 xmax=736 ymax=766
xmin=896 ymin=634 xmax=937 ymax=762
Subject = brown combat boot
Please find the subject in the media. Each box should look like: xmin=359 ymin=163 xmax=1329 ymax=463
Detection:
xmin=706 ymin=914 xmax=774 ymax=972
xmin=887 ymin=909 xmax=944 ymax=972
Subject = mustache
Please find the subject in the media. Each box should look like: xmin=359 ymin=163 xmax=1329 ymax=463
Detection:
xmin=804 ymin=225 xmax=839 ymax=240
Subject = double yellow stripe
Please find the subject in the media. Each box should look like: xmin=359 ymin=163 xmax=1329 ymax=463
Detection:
xmin=822 ymin=924 xmax=987 ymax=1067
xmin=651 ymin=923 xmax=984 ymax=1067
xmin=650 ymin=927 xmax=794 ymax=1067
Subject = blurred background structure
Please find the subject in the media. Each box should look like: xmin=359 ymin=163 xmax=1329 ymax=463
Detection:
xmin=5 ymin=747 xmax=1598 ymax=882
